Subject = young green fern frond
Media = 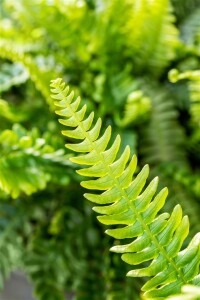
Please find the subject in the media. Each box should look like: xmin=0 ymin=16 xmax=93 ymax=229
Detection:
xmin=51 ymin=78 xmax=200 ymax=299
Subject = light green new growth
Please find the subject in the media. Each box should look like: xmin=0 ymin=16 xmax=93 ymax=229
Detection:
xmin=51 ymin=78 xmax=200 ymax=299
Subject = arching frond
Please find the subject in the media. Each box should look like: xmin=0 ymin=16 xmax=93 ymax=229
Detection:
xmin=51 ymin=78 xmax=200 ymax=299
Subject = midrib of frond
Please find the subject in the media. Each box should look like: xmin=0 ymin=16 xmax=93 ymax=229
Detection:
xmin=57 ymin=87 xmax=187 ymax=285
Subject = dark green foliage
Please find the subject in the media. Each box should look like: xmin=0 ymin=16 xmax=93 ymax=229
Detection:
xmin=0 ymin=0 xmax=199 ymax=299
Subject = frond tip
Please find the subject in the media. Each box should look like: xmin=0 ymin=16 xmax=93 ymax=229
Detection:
xmin=51 ymin=78 xmax=200 ymax=299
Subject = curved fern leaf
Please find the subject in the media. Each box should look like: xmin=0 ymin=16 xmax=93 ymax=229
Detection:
xmin=51 ymin=78 xmax=200 ymax=299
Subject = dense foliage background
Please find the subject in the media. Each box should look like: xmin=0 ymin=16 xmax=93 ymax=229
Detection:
xmin=0 ymin=0 xmax=200 ymax=299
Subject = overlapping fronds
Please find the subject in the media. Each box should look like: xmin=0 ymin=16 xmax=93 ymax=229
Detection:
xmin=0 ymin=124 xmax=70 ymax=198
xmin=137 ymin=82 xmax=200 ymax=235
xmin=163 ymin=177 xmax=200 ymax=237
xmin=51 ymin=78 xmax=200 ymax=299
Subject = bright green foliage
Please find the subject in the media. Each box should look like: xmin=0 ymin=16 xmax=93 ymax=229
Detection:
xmin=0 ymin=0 xmax=200 ymax=299
xmin=51 ymin=78 xmax=200 ymax=299
xmin=0 ymin=124 xmax=70 ymax=198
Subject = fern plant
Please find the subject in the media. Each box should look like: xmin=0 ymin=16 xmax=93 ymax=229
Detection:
xmin=1 ymin=0 xmax=200 ymax=298
xmin=51 ymin=78 xmax=200 ymax=299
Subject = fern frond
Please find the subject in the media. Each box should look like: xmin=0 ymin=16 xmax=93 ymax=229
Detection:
xmin=0 ymin=124 xmax=70 ymax=198
xmin=140 ymin=84 xmax=187 ymax=167
xmin=164 ymin=177 xmax=200 ymax=237
xmin=124 ymin=0 xmax=180 ymax=76
xmin=51 ymin=78 xmax=200 ymax=299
